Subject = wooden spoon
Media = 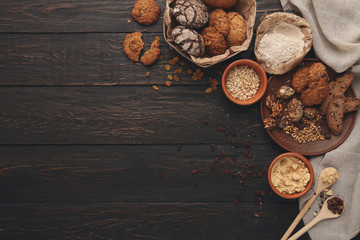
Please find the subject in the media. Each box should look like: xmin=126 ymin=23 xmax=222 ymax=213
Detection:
xmin=280 ymin=167 xmax=338 ymax=240
xmin=287 ymin=196 xmax=345 ymax=240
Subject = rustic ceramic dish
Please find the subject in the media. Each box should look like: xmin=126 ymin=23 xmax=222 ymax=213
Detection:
xmin=222 ymin=59 xmax=267 ymax=105
xmin=268 ymin=152 xmax=314 ymax=199
xmin=260 ymin=59 xmax=357 ymax=156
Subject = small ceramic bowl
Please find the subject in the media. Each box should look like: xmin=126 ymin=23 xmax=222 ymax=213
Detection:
xmin=222 ymin=59 xmax=267 ymax=105
xmin=268 ymin=152 xmax=314 ymax=199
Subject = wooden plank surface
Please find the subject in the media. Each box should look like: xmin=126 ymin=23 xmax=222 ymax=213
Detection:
xmin=0 ymin=145 xmax=287 ymax=202
xmin=1 ymin=0 xmax=352 ymax=239
xmin=0 ymin=86 xmax=271 ymax=145
xmin=0 ymin=202 xmax=307 ymax=240
xmin=0 ymin=33 xmax=229 ymax=86
xmin=0 ymin=0 xmax=281 ymax=33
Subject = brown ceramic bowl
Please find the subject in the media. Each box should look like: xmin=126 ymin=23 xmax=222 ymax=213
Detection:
xmin=222 ymin=59 xmax=267 ymax=105
xmin=268 ymin=152 xmax=314 ymax=199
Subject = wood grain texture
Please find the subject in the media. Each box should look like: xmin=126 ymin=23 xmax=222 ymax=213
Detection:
xmin=0 ymin=33 xmax=240 ymax=86
xmin=0 ymin=202 xmax=308 ymax=240
xmin=0 ymin=0 xmax=281 ymax=33
xmin=0 ymin=86 xmax=271 ymax=145
xmin=0 ymin=144 xmax=287 ymax=202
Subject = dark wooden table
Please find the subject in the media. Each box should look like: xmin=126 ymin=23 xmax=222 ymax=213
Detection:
xmin=1 ymin=1 xmax=358 ymax=239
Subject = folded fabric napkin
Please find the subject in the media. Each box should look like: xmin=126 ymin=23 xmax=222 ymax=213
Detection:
xmin=280 ymin=0 xmax=360 ymax=239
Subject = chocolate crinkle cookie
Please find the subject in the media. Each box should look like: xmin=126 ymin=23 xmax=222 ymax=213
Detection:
xmin=171 ymin=26 xmax=205 ymax=57
xmin=173 ymin=0 xmax=209 ymax=29
xmin=131 ymin=0 xmax=161 ymax=25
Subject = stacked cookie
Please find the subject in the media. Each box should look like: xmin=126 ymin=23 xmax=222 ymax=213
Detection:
xmin=291 ymin=63 xmax=359 ymax=136
xmin=171 ymin=0 xmax=247 ymax=58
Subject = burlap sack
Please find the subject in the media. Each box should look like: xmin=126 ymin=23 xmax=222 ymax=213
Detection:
xmin=254 ymin=12 xmax=313 ymax=74
xmin=163 ymin=0 xmax=256 ymax=68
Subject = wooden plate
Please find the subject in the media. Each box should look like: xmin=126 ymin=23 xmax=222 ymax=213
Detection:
xmin=260 ymin=59 xmax=357 ymax=156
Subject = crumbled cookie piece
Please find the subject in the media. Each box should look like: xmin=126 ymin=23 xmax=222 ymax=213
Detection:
xmin=141 ymin=37 xmax=161 ymax=65
xmin=123 ymin=32 xmax=144 ymax=62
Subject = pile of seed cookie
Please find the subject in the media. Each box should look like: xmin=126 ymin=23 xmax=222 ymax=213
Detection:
xmin=170 ymin=0 xmax=247 ymax=58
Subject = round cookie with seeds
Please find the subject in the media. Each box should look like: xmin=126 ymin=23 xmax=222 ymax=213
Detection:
xmin=131 ymin=0 xmax=161 ymax=25
xmin=171 ymin=26 xmax=205 ymax=57
xmin=201 ymin=27 xmax=227 ymax=56
xmin=226 ymin=12 xmax=247 ymax=47
xmin=209 ymin=8 xmax=230 ymax=36
xmin=173 ymin=0 xmax=209 ymax=29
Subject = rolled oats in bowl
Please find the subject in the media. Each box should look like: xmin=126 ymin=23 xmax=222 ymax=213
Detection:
xmin=225 ymin=65 xmax=260 ymax=101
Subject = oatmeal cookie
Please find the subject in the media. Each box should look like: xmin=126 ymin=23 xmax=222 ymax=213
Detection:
xmin=300 ymin=79 xmax=329 ymax=106
xmin=123 ymin=32 xmax=144 ymax=62
xmin=203 ymin=0 xmax=236 ymax=9
xmin=226 ymin=12 xmax=247 ymax=47
xmin=291 ymin=63 xmax=330 ymax=106
xmin=308 ymin=62 xmax=329 ymax=83
xmin=201 ymin=27 xmax=227 ymax=56
xmin=209 ymin=9 xmax=230 ymax=36
xmin=291 ymin=67 xmax=310 ymax=93
xmin=141 ymin=37 xmax=161 ymax=66
xmin=131 ymin=0 xmax=161 ymax=25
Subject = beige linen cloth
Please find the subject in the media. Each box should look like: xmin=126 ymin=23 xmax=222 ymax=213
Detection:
xmin=280 ymin=0 xmax=360 ymax=239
